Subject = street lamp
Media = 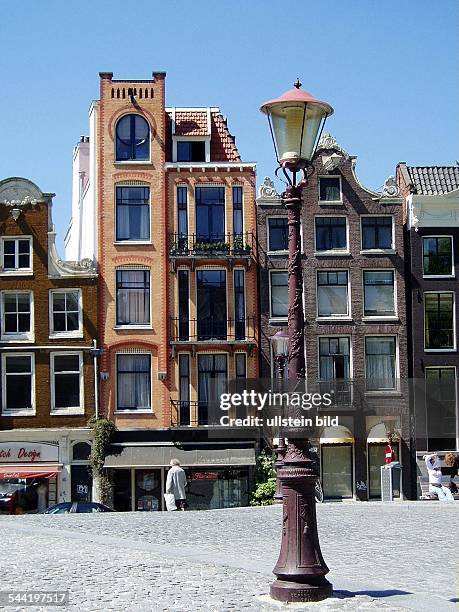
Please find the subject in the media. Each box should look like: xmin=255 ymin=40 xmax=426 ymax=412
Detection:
xmin=271 ymin=330 xmax=289 ymax=505
xmin=261 ymin=82 xmax=334 ymax=603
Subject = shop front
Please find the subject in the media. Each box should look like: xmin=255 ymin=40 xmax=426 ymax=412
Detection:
xmin=319 ymin=426 xmax=354 ymax=500
xmin=105 ymin=443 xmax=255 ymax=511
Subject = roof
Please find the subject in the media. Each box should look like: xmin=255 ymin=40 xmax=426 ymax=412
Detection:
xmin=406 ymin=166 xmax=459 ymax=195
xmin=174 ymin=110 xmax=209 ymax=136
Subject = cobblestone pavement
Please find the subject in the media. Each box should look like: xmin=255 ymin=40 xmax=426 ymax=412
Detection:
xmin=0 ymin=502 xmax=458 ymax=611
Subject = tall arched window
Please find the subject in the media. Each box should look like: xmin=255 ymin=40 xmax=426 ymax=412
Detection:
xmin=116 ymin=115 xmax=150 ymax=161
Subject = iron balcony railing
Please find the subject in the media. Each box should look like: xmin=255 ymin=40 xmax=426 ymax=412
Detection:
xmin=169 ymin=232 xmax=254 ymax=258
xmin=170 ymin=400 xmax=210 ymax=427
xmin=170 ymin=316 xmax=256 ymax=343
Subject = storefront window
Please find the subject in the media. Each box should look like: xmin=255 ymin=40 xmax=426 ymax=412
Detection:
xmin=186 ymin=469 xmax=249 ymax=510
xmin=321 ymin=445 xmax=353 ymax=499
xmin=135 ymin=469 xmax=161 ymax=511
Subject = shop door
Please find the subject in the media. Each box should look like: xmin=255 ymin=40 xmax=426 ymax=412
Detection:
xmin=135 ymin=469 xmax=162 ymax=511
xmin=321 ymin=444 xmax=353 ymax=499
xmin=368 ymin=444 xmax=386 ymax=499
xmin=71 ymin=465 xmax=92 ymax=502
xmin=112 ymin=469 xmax=132 ymax=511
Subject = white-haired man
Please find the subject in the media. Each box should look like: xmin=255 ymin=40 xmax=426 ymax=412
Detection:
xmin=424 ymin=453 xmax=454 ymax=501
xmin=166 ymin=459 xmax=187 ymax=510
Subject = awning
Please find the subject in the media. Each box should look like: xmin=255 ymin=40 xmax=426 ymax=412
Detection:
xmin=320 ymin=426 xmax=354 ymax=445
xmin=367 ymin=422 xmax=390 ymax=444
xmin=0 ymin=465 xmax=62 ymax=479
xmin=104 ymin=445 xmax=256 ymax=468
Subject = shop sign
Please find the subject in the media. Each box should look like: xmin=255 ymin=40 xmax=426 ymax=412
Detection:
xmin=0 ymin=442 xmax=59 ymax=463
xmin=192 ymin=472 xmax=219 ymax=480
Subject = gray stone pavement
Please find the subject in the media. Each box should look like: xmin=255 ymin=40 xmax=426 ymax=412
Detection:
xmin=0 ymin=502 xmax=458 ymax=611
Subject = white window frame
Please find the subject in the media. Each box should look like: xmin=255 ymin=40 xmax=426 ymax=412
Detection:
xmin=115 ymin=352 xmax=153 ymax=414
xmin=424 ymin=291 xmax=456 ymax=353
xmin=316 ymin=269 xmax=352 ymax=321
xmin=49 ymin=289 xmax=83 ymax=339
xmin=114 ymin=184 xmax=152 ymax=245
xmin=114 ymin=268 xmax=152 ymax=330
xmin=1 ymin=290 xmax=34 ymax=342
xmin=50 ymin=352 xmax=84 ymax=415
xmin=267 ymin=216 xmax=289 ymax=255
xmin=314 ymin=215 xmax=349 ymax=256
xmin=364 ymin=335 xmax=399 ymax=394
xmin=1 ymin=352 xmax=35 ymax=416
xmin=362 ymin=269 xmax=398 ymax=321
xmin=269 ymin=269 xmax=288 ymax=321
xmin=173 ymin=135 xmax=211 ymax=163
xmin=0 ymin=236 xmax=33 ymax=276
xmin=113 ymin=113 xmax=152 ymax=165
xmin=318 ymin=175 xmax=343 ymax=205
xmin=317 ymin=335 xmax=353 ymax=380
xmin=422 ymin=235 xmax=455 ymax=279
xmin=360 ymin=215 xmax=395 ymax=254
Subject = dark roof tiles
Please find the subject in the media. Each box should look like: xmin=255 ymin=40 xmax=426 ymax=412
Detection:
xmin=407 ymin=166 xmax=459 ymax=195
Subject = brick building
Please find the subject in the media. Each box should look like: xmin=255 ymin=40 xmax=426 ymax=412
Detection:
xmin=0 ymin=177 xmax=98 ymax=511
xmin=397 ymin=164 xmax=459 ymax=475
xmin=257 ymin=135 xmax=414 ymax=500
xmin=66 ymin=72 xmax=258 ymax=511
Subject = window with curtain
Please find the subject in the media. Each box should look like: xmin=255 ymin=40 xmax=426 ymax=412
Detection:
xmin=116 ymin=270 xmax=150 ymax=326
xmin=198 ymin=354 xmax=228 ymax=425
xmin=234 ymin=269 xmax=245 ymax=340
xmin=115 ymin=115 xmax=150 ymax=161
xmin=195 ymin=187 xmax=225 ymax=243
xmin=423 ymin=237 xmax=453 ymax=276
xmin=363 ymin=271 xmax=395 ymax=317
xmin=361 ymin=216 xmax=393 ymax=250
xmin=2 ymin=354 xmax=34 ymax=413
xmin=178 ymin=353 xmax=190 ymax=426
xmin=317 ymin=271 xmax=349 ymax=317
xmin=319 ymin=337 xmax=350 ymax=380
xmin=319 ymin=177 xmax=341 ymax=202
xmin=117 ymin=354 xmax=151 ymax=411
xmin=268 ymin=218 xmax=288 ymax=252
xmin=116 ymin=186 xmax=150 ymax=241
xmin=1 ymin=291 xmax=32 ymax=338
xmin=52 ymin=353 xmax=81 ymax=411
xmin=197 ymin=270 xmax=227 ymax=340
xmin=270 ymin=271 xmax=288 ymax=318
xmin=315 ymin=217 xmax=346 ymax=251
xmin=365 ymin=336 xmax=396 ymax=390
xmin=424 ymin=292 xmax=454 ymax=349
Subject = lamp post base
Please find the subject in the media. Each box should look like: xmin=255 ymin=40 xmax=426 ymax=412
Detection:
xmin=270 ymin=578 xmax=333 ymax=603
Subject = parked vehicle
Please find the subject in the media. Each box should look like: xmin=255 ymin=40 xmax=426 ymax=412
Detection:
xmin=0 ymin=479 xmax=39 ymax=514
xmin=44 ymin=502 xmax=113 ymax=514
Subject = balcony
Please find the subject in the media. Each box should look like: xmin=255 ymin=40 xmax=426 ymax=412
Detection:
xmin=170 ymin=400 xmax=207 ymax=427
xmin=169 ymin=232 xmax=254 ymax=269
xmin=170 ymin=316 xmax=256 ymax=345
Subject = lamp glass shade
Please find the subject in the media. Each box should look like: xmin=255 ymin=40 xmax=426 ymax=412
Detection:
xmin=271 ymin=330 xmax=289 ymax=357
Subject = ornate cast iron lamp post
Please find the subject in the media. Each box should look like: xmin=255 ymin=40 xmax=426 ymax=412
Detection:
xmin=271 ymin=330 xmax=289 ymax=504
xmin=261 ymin=81 xmax=334 ymax=603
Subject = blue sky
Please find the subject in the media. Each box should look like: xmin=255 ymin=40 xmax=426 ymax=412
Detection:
xmin=1 ymin=1 xmax=458 ymax=254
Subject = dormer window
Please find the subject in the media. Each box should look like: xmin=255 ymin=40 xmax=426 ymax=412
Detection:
xmin=177 ymin=141 xmax=206 ymax=162
xmin=319 ymin=176 xmax=342 ymax=203
xmin=116 ymin=115 xmax=150 ymax=161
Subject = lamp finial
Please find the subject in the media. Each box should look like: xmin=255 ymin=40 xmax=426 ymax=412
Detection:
xmin=293 ymin=79 xmax=302 ymax=89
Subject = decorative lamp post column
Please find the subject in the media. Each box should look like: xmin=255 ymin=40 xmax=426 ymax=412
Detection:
xmin=271 ymin=330 xmax=289 ymax=504
xmin=261 ymin=81 xmax=334 ymax=603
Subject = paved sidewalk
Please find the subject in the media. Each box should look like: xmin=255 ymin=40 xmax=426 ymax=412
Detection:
xmin=0 ymin=502 xmax=458 ymax=611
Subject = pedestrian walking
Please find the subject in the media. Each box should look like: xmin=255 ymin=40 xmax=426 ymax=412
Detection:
xmin=443 ymin=452 xmax=459 ymax=494
xmin=424 ymin=453 xmax=454 ymax=501
xmin=165 ymin=459 xmax=187 ymax=510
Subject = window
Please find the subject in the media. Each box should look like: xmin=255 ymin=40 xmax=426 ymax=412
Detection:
xmin=361 ymin=216 xmax=393 ymax=251
xmin=116 ymin=186 xmax=150 ymax=241
xmin=234 ymin=269 xmax=245 ymax=340
xmin=268 ymin=218 xmax=288 ymax=252
xmin=319 ymin=337 xmax=350 ymax=380
xmin=365 ymin=336 xmax=396 ymax=391
xmin=115 ymin=115 xmax=150 ymax=161
xmin=235 ymin=353 xmax=247 ymax=379
xmin=363 ymin=271 xmax=395 ymax=317
xmin=425 ymin=368 xmax=457 ymax=451
xmin=178 ymin=353 xmax=190 ymax=426
xmin=1 ymin=291 xmax=33 ymax=340
xmin=50 ymin=290 xmax=81 ymax=337
xmin=177 ymin=186 xmax=188 ymax=241
xmin=178 ymin=269 xmax=189 ymax=341
xmin=315 ymin=217 xmax=347 ymax=252
xmin=72 ymin=442 xmax=91 ymax=461
xmin=1 ymin=353 xmax=34 ymax=414
xmin=116 ymin=354 xmax=151 ymax=411
xmin=424 ymin=292 xmax=455 ymax=350
xmin=270 ymin=271 xmax=288 ymax=319
xmin=233 ymin=186 xmax=243 ymax=238
xmin=51 ymin=353 xmax=83 ymax=413
xmin=197 ymin=270 xmax=227 ymax=340
xmin=195 ymin=187 xmax=225 ymax=243
xmin=317 ymin=271 xmax=349 ymax=318
xmin=1 ymin=237 xmax=32 ymax=273
xmin=116 ymin=270 xmax=150 ymax=326
xmin=319 ymin=177 xmax=341 ymax=202
xmin=197 ymin=354 xmax=228 ymax=425
xmin=423 ymin=237 xmax=453 ymax=276
xmin=177 ymin=141 xmax=206 ymax=162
